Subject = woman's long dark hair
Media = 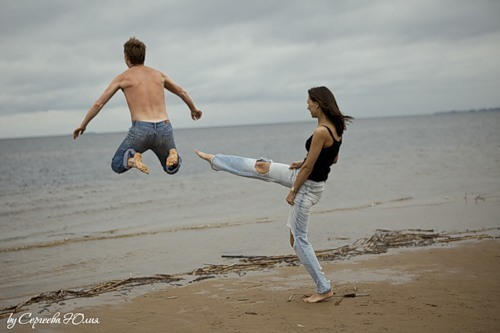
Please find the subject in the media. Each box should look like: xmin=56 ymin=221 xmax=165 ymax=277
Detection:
xmin=308 ymin=86 xmax=353 ymax=136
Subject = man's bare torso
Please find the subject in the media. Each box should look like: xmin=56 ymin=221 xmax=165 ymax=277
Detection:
xmin=119 ymin=65 xmax=169 ymax=122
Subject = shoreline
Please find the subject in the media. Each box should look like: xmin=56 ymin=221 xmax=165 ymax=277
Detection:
xmin=2 ymin=228 xmax=497 ymax=315
xmin=2 ymin=195 xmax=498 ymax=309
xmin=1 ymin=194 xmax=499 ymax=323
xmin=2 ymin=238 xmax=499 ymax=332
xmin=1 ymin=228 xmax=499 ymax=331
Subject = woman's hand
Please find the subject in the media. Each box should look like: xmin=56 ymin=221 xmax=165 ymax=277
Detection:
xmin=286 ymin=190 xmax=296 ymax=205
xmin=289 ymin=161 xmax=303 ymax=169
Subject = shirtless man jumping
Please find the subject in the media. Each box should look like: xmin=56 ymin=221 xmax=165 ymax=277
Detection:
xmin=73 ymin=37 xmax=202 ymax=175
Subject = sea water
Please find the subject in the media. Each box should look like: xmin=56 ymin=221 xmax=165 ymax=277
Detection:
xmin=1 ymin=111 xmax=499 ymax=307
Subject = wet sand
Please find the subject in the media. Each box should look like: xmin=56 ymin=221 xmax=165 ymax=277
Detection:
xmin=1 ymin=195 xmax=500 ymax=332
xmin=110 ymin=240 xmax=500 ymax=333
xmin=2 ymin=239 xmax=498 ymax=332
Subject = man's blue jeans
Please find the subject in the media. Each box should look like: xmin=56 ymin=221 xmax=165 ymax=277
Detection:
xmin=111 ymin=120 xmax=180 ymax=174
xmin=211 ymin=154 xmax=331 ymax=294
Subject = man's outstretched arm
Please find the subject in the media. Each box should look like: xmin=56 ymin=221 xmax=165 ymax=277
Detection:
xmin=73 ymin=78 xmax=121 ymax=139
xmin=163 ymin=73 xmax=202 ymax=121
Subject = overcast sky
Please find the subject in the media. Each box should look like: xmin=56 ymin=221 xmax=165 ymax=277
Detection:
xmin=1 ymin=0 xmax=499 ymax=139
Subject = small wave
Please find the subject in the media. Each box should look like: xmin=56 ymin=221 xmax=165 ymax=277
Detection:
xmin=0 ymin=218 xmax=275 ymax=254
xmin=315 ymin=197 xmax=414 ymax=215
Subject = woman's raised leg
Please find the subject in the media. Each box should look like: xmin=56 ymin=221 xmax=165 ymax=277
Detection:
xmin=195 ymin=150 xmax=295 ymax=187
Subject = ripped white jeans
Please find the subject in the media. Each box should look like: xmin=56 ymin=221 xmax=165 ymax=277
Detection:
xmin=211 ymin=154 xmax=331 ymax=294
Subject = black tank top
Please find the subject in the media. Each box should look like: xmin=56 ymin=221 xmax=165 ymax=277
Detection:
xmin=305 ymin=126 xmax=341 ymax=182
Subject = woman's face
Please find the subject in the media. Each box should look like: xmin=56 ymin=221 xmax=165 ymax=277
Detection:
xmin=307 ymin=97 xmax=320 ymax=118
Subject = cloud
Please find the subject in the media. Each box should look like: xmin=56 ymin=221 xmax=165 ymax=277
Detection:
xmin=1 ymin=0 xmax=500 ymax=138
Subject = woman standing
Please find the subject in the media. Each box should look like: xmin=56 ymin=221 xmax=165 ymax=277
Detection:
xmin=196 ymin=86 xmax=352 ymax=303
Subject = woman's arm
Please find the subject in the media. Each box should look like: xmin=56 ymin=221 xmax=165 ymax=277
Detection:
xmin=286 ymin=127 xmax=329 ymax=205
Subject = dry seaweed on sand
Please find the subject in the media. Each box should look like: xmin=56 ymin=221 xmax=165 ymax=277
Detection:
xmin=0 ymin=275 xmax=182 ymax=319
xmin=194 ymin=228 xmax=499 ymax=276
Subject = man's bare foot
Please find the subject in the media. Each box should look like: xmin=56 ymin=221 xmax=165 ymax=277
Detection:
xmin=303 ymin=290 xmax=334 ymax=303
xmin=166 ymin=149 xmax=179 ymax=168
xmin=195 ymin=150 xmax=214 ymax=163
xmin=128 ymin=153 xmax=149 ymax=174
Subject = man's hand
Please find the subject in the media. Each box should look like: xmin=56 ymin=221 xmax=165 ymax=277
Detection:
xmin=191 ymin=109 xmax=202 ymax=121
xmin=73 ymin=126 xmax=86 ymax=140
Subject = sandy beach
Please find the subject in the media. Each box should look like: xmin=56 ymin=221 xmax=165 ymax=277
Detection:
xmin=3 ymin=238 xmax=498 ymax=333
xmin=88 ymin=240 xmax=500 ymax=333
xmin=2 ymin=193 xmax=500 ymax=333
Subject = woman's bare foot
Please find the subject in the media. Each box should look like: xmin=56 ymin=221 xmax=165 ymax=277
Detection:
xmin=303 ymin=290 xmax=334 ymax=303
xmin=166 ymin=149 xmax=179 ymax=168
xmin=195 ymin=150 xmax=214 ymax=163
xmin=128 ymin=153 xmax=149 ymax=174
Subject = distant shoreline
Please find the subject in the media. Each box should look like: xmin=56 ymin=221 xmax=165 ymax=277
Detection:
xmin=434 ymin=106 xmax=500 ymax=115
